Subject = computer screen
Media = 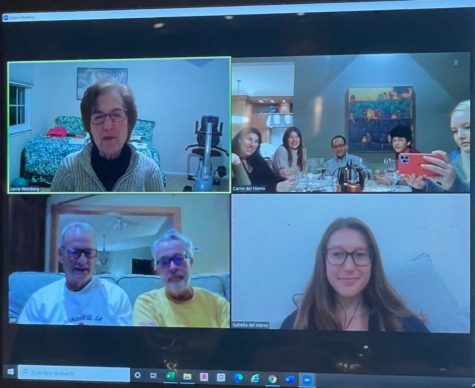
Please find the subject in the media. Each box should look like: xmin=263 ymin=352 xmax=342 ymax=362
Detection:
xmin=1 ymin=1 xmax=474 ymax=387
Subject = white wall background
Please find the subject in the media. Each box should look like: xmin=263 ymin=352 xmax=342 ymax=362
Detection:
xmin=292 ymin=52 xmax=469 ymax=167
xmin=46 ymin=194 xmax=230 ymax=277
xmin=231 ymin=194 xmax=470 ymax=332
xmin=8 ymin=58 xmax=230 ymax=179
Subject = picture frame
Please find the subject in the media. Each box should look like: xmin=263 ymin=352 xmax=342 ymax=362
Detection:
xmin=76 ymin=67 xmax=128 ymax=100
xmin=347 ymin=86 xmax=415 ymax=152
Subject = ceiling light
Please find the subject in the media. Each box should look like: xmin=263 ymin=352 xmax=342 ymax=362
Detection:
xmin=113 ymin=216 xmax=128 ymax=230
xmin=153 ymin=22 xmax=165 ymax=29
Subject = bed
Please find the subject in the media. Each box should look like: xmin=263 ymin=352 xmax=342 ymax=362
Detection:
xmin=21 ymin=115 xmax=165 ymax=186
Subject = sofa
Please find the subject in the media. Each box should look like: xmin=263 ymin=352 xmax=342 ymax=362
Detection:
xmin=8 ymin=271 xmax=230 ymax=323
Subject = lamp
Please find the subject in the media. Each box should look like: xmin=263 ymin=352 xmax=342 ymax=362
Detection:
xmin=96 ymin=234 xmax=111 ymax=274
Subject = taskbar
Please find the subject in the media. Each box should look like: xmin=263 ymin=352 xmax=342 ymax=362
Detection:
xmin=3 ymin=365 xmax=315 ymax=387
xmin=3 ymin=365 xmax=475 ymax=387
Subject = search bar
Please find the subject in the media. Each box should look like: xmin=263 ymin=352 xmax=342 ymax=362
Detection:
xmin=18 ymin=365 xmax=130 ymax=382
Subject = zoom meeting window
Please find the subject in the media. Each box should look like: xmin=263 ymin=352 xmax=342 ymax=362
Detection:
xmin=7 ymin=57 xmax=230 ymax=194
xmin=231 ymin=52 xmax=470 ymax=194
xmin=232 ymin=194 xmax=470 ymax=333
xmin=7 ymin=194 xmax=230 ymax=327
xmin=1 ymin=2 xmax=474 ymax=388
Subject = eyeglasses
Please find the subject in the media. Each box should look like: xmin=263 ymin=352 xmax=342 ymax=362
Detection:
xmin=326 ymin=248 xmax=372 ymax=267
xmin=90 ymin=108 xmax=127 ymax=125
xmin=332 ymin=144 xmax=346 ymax=149
xmin=156 ymin=253 xmax=190 ymax=269
xmin=64 ymin=248 xmax=98 ymax=260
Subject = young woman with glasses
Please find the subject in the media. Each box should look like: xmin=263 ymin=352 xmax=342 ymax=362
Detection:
xmin=51 ymin=80 xmax=164 ymax=192
xmin=281 ymin=218 xmax=429 ymax=332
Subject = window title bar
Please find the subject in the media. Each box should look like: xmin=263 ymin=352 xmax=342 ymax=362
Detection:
xmin=2 ymin=1 xmax=474 ymax=23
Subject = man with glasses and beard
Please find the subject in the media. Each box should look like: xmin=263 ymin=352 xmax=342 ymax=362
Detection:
xmin=133 ymin=229 xmax=229 ymax=328
xmin=18 ymin=222 xmax=132 ymax=325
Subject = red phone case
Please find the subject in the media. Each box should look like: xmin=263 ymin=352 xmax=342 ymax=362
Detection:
xmin=398 ymin=153 xmax=445 ymax=176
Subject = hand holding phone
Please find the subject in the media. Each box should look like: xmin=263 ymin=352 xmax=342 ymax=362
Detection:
xmin=400 ymin=151 xmax=458 ymax=191
xmin=398 ymin=153 xmax=445 ymax=176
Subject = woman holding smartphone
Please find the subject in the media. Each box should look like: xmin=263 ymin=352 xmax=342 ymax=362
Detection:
xmin=405 ymin=100 xmax=470 ymax=193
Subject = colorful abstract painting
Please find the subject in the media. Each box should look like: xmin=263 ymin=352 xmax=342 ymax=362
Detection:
xmin=347 ymin=86 xmax=415 ymax=152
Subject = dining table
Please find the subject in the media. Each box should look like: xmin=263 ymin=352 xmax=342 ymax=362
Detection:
xmin=290 ymin=173 xmax=412 ymax=193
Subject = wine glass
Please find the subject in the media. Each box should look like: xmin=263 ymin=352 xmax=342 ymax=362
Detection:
xmin=294 ymin=172 xmax=308 ymax=192
xmin=357 ymin=157 xmax=371 ymax=185
xmin=308 ymin=158 xmax=325 ymax=179
xmin=383 ymin=158 xmax=399 ymax=191
xmin=375 ymin=164 xmax=384 ymax=177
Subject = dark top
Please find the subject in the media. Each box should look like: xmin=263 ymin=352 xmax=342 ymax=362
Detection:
xmin=280 ymin=308 xmax=429 ymax=332
xmin=91 ymin=143 xmax=131 ymax=191
xmin=245 ymin=154 xmax=284 ymax=193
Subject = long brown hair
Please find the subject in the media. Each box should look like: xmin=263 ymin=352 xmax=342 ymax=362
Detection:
xmin=232 ymin=127 xmax=262 ymax=159
xmin=294 ymin=217 xmax=412 ymax=331
xmin=283 ymin=127 xmax=305 ymax=170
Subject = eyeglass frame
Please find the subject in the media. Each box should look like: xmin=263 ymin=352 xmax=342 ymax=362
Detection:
xmin=156 ymin=253 xmax=191 ymax=269
xmin=325 ymin=248 xmax=372 ymax=267
xmin=332 ymin=143 xmax=347 ymax=149
xmin=90 ymin=108 xmax=128 ymax=125
xmin=62 ymin=247 xmax=98 ymax=260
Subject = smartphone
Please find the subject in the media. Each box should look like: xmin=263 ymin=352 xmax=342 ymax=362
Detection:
xmin=398 ymin=153 xmax=445 ymax=176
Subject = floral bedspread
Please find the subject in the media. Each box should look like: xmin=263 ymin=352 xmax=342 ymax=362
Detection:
xmin=23 ymin=136 xmax=164 ymax=186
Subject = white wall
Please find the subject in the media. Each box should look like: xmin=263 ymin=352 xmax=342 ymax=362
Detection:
xmin=231 ymin=194 xmax=470 ymax=332
xmin=9 ymin=58 xmax=230 ymax=175
xmin=9 ymin=132 xmax=32 ymax=181
xmin=45 ymin=194 xmax=230 ymax=276
xmin=292 ymin=52 xmax=469 ymax=167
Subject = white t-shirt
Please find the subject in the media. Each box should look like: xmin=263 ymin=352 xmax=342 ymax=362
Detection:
xmin=18 ymin=277 xmax=132 ymax=326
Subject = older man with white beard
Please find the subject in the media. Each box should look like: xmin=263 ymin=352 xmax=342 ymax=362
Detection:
xmin=132 ymin=229 xmax=229 ymax=328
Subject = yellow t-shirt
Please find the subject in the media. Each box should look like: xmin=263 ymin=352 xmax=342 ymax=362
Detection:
xmin=133 ymin=287 xmax=230 ymax=328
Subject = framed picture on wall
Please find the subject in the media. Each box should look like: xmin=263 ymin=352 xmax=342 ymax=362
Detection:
xmin=76 ymin=68 xmax=128 ymax=99
xmin=347 ymin=86 xmax=415 ymax=152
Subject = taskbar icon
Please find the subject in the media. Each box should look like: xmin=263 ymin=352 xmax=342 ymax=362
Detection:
xmin=126 ymin=368 xmax=314 ymax=386
xmin=3 ymin=365 xmax=17 ymax=379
